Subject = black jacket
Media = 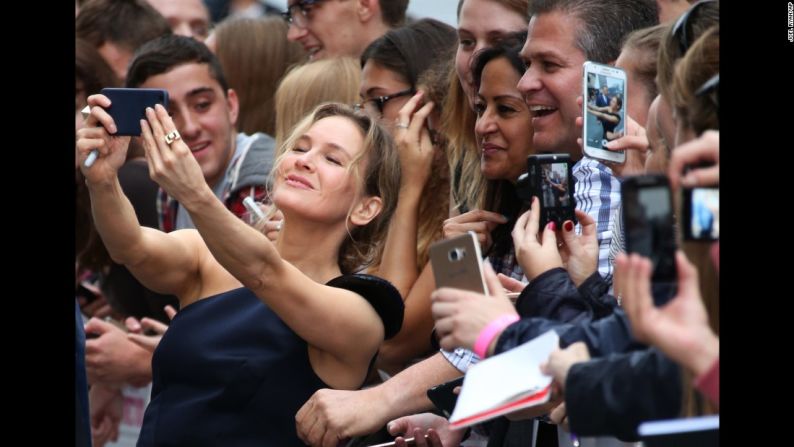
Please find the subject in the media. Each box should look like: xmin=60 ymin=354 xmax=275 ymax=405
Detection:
xmin=514 ymin=268 xmax=618 ymax=323
xmin=565 ymin=348 xmax=683 ymax=441
xmin=496 ymin=273 xmax=676 ymax=355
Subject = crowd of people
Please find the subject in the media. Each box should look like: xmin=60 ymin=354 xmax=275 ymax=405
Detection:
xmin=74 ymin=0 xmax=719 ymax=446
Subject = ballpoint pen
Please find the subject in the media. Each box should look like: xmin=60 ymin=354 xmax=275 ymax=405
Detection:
xmin=81 ymin=105 xmax=100 ymax=168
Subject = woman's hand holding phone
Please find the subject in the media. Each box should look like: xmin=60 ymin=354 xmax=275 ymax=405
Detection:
xmin=140 ymin=104 xmax=210 ymax=207
xmin=558 ymin=209 xmax=598 ymax=287
xmin=77 ymin=94 xmax=131 ymax=183
xmin=511 ymin=197 xmax=564 ymax=281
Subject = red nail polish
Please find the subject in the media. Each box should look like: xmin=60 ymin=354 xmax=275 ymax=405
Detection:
xmin=548 ymin=221 xmax=556 ymax=231
xmin=564 ymin=221 xmax=574 ymax=232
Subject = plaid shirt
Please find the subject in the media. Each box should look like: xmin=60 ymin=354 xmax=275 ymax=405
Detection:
xmin=156 ymin=185 xmax=269 ymax=232
xmin=573 ymin=156 xmax=621 ymax=285
xmin=158 ymin=133 xmax=272 ymax=232
xmin=156 ymin=190 xmax=179 ymax=233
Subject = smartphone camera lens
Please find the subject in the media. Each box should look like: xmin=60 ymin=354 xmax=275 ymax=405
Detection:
xmin=448 ymin=248 xmax=466 ymax=262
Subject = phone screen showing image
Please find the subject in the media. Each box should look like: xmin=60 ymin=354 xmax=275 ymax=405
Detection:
xmin=526 ymin=154 xmax=576 ymax=229
xmin=684 ymin=187 xmax=719 ymax=241
xmin=539 ymin=161 xmax=573 ymax=210
xmin=583 ymin=62 xmax=627 ymax=164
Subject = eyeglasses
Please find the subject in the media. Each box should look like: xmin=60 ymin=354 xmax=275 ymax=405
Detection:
xmin=280 ymin=0 xmax=327 ymax=29
xmin=353 ymin=89 xmax=415 ymax=117
xmin=695 ymin=73 xmax=719 ymax=99
xmin=695 ymin=73 xmax=719 ymax=123
xmin=671 ymin=0 xmax=716 ymax=55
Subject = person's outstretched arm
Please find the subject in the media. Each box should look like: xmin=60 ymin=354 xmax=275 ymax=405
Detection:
xmin=77 ymin=94 xmax=202 ymax=298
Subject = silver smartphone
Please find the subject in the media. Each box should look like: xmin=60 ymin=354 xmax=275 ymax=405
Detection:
xmin=429 ymin=231 xmax=487 ymax=295
xmin=582 ymin=61 xmax=627 ymax=164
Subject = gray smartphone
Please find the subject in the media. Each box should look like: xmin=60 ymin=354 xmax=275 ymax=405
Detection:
xmin=429 ymin=231 xmax=487 ymax=294
xmin=100 ymin=88 xmax=169 ymax=136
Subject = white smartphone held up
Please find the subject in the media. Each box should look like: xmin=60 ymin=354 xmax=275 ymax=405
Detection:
xmin=582 ymin=61 xmax=627 ymax=164
xmin=429 ymin=231 xmax=487 ymax=295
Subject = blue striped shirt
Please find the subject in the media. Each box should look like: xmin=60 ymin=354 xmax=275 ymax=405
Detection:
xmin=573 ymin=156 xmax=622 ymax=285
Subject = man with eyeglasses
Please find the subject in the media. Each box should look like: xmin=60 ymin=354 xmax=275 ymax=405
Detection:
xmin=281 ymin=0 xmax=408 ymax=60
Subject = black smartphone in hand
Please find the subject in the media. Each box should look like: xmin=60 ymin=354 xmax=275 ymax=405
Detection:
xmin=621 ymin=175 xmax=678 ymax=300
xmin=100 ymin=88 xmax=169 ymax=136
xmin=426 ymin=376 xmax=464 ymax=418
xmin=516 ymin=153 xmax=577 ymax=229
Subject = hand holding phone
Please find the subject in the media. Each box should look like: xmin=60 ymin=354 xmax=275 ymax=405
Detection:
xmin=667 ymin=130 xmax=719 ymax=191
xmin=100 ymin=88 xmax=170 ymax=136
xmin=667 ymin=133 xmax=719 ymax=242
xmin=427 ymin=376 xmax=464 ymax=418
xmin=582 ymin=62 xmax=627 ymax=164
xmin=430 ymin=232 xmax=487 ymax=295
xmin=84 ymin=88 xmax=169 ymax=167
xmin=430 ymin=243 xmax=518 ymax=352
xmin=510 ymin=197 xmax=565 ymax=281
xmin=516 ymin=154 xmax=577 ymax=229
xmin=621 ymin=175 xmax=677 ymax=298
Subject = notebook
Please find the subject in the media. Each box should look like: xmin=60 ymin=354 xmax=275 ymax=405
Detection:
xmin=449 ymin=330 xmax=559 ymax=429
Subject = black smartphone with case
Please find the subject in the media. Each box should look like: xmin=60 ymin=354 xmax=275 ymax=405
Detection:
xmin=516 ymin=154 xmax=577 ymax=229
xmin=100 ymin=88 xmax=169 ymax=136
xmin=427 ymin=376 xmax=465 ymax=418
xmin=621 ymin=175 xmax=677 ymax=293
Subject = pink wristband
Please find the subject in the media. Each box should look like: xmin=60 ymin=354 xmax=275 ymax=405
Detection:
xmin=473 ymin=314 xmax=520 ymax=358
